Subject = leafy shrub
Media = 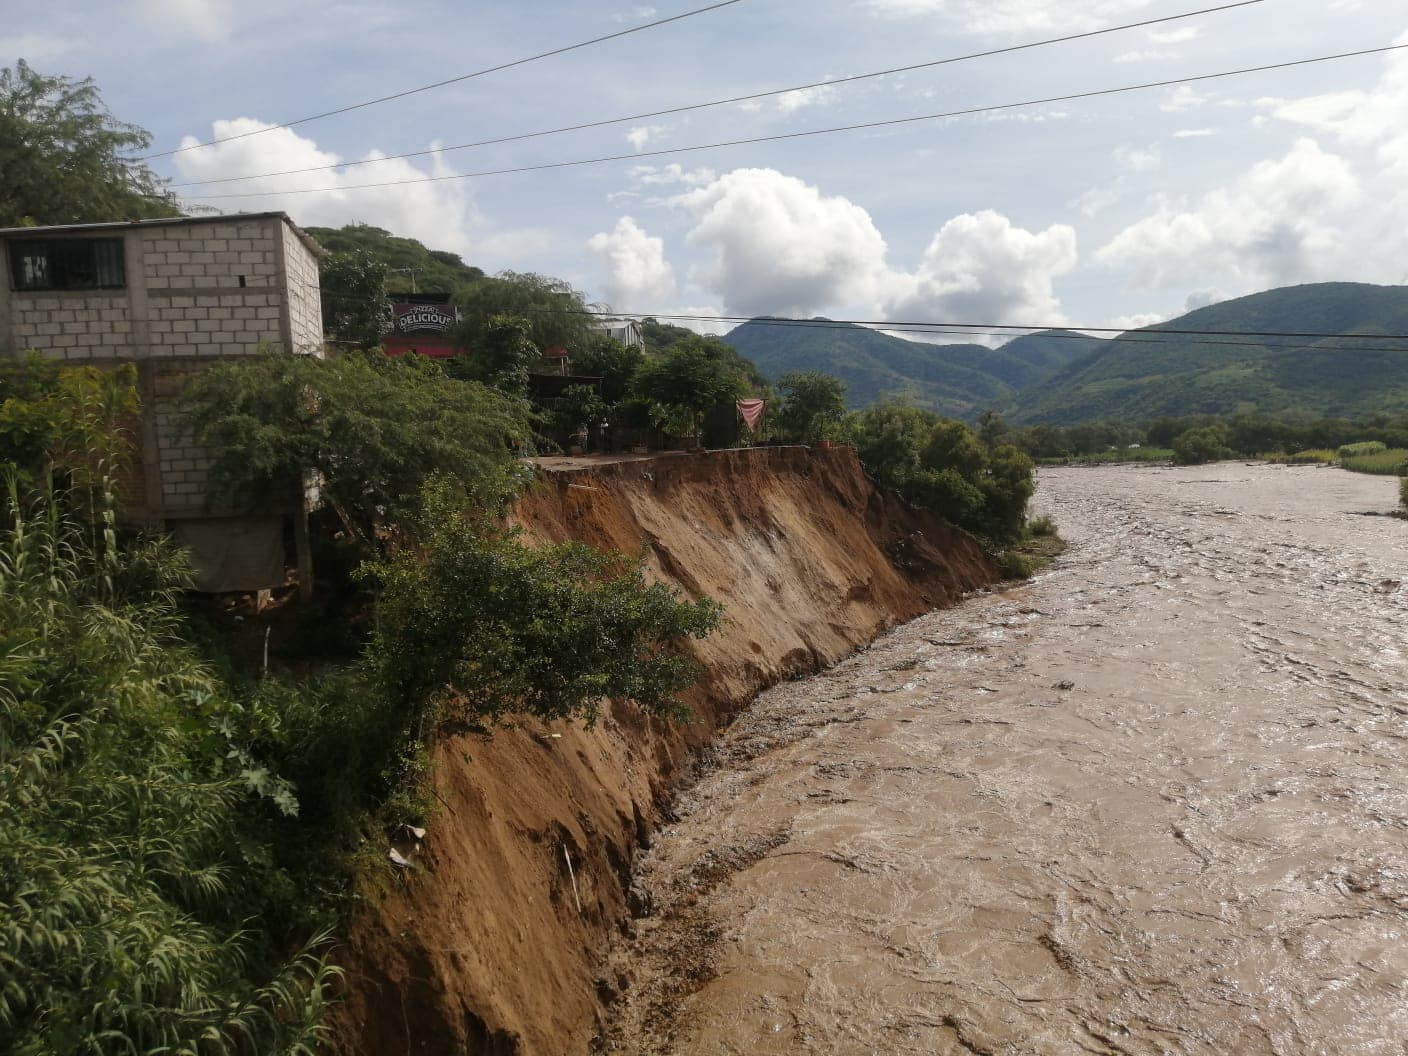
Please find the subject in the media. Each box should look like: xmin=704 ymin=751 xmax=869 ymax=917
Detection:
xmin=1028 ymin=515 xmax=1058 ymax=537
xmin=632 ymin=338 xmax=749 ymax=442
xmin=846 ymin=401 xmax=1035 ymax=543
xmin=361 ymin=481 xmax=721 ymax=730
xmin=996 ymin=549 xmax=1038 ymax=579
xmin=0 ymin=354 xmax=138 ymax=495
xmin=1172 ymin=425 xmax=1232 ymax=465
xmin=1337 ymin=440 xmax=1388 ymax=459
xmin=1401 ymin=477 xmax=1408 ymax=510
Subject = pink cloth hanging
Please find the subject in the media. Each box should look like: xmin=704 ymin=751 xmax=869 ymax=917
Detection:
xmin=737 ymin=399 xmax=766 ymax=434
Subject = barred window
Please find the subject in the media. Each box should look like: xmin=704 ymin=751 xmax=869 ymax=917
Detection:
xmin=9 ymin=238 xmax=126 ymax=291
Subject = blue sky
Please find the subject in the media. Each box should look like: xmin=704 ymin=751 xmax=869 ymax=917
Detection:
xmin=9 ymin=0 xmax=1408 ymax=335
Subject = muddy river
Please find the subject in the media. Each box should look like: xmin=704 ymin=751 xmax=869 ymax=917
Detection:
xmin=600 ymin=463 xmax=1408 ymax=1055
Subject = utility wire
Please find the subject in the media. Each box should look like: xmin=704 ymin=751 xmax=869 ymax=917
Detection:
xmin=298 ymin=279 xmax=1408 ymax=347
xmin=520 ymin=306 xmax=1408 ymax=343
xmin=167 ymin=0 xmax=1263 ymax=188
xmin=177 ymin=42 xmax=1408 ymax=200
xmin=138 ymin=0 xmax=748 ymax=161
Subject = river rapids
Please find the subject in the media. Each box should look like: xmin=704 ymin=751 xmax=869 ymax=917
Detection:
xmin=598 ymin=463 xmax=1408 ymax=1056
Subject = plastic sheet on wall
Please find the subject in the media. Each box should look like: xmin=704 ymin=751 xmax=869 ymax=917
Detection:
xmin=170 ymin=517 xmax=285 ymax=593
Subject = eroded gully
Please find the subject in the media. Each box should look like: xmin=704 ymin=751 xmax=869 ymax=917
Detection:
xmin=596 ymin=463 xmax=1408 ymax=1056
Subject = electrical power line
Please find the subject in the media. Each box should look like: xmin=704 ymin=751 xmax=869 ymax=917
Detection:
xmin=167 ymin=0 xmax=1264 ymax=189
xmin=295 ymin=276 xmax=1408 ymax=348
xmin=460 ymin=305 xmax=1408 ymax=353
xmin=138 ymin=0 xmax=749 ymax=161
xmin=176 ymin=42 xmax=1408 ymax=200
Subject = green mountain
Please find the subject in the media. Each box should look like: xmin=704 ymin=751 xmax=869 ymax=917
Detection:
xmin=721 ymin=318 xmax=1093 ymax=418
xmin=1014 ymin=283 xmax=1408 ymax=424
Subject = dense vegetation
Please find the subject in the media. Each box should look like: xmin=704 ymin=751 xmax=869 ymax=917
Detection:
xmin=1003 ymin=408 xmax=1408 ymax=468
xmin=844 ymin=400 xmax=1035 ymax=546
xmin=1 ymin=354 xmax=722 ymax=1054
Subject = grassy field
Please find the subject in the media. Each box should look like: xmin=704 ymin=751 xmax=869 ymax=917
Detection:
xmin=1340 ymin=448 xmax=1408 ymax=475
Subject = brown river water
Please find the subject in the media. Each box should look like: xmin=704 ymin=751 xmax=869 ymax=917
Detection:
xmin=598 ymin=463 xmax=1408 ymax=1056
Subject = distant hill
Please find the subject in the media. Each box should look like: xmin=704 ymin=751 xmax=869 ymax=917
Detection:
xmin=1013 ymin=283 xmax=1408 ymax=424
xmin=303 ymin=223 xmax=485 ymax=295
xmin=721 ymin=318 xmax=1094 ymax=418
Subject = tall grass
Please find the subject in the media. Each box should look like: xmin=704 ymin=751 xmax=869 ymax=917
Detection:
xmin=0 ymin=482 xmax=338 ymax=1054
xmin=1341 ymin=448 xmax=1408 ymax=475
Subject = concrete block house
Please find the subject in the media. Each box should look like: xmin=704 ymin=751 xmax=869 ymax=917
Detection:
xmin=0 ymin=212 xmax=324 ymax=592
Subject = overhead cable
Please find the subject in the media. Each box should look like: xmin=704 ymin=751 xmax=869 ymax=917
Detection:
xmin=138 ymin=0 xmax=749 ymax=161
xmin=176 ymin=42 xmax=1408 ymax=199
xmin=167 ymin=0 xmax=1264 ymax=188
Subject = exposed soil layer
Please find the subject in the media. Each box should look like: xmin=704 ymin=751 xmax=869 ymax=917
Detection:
xmin=329 ymin=447 xmax=996 ymax=1054
xmin=599 ymin=462 xmax=1408 ymax=1055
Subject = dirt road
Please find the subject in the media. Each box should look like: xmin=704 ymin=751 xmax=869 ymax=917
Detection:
xmin=599 ymin=463 xmax=1408 ymax=1055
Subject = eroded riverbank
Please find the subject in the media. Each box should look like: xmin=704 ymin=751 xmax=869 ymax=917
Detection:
xmin=598 ymin=463 xmax=1408 ymax=1055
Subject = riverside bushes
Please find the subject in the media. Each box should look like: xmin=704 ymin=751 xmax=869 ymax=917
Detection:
xmin=1172 ymin=425 xmax=1233 ymax=465
xmin=845 ymin=400 xmax=1035 ymax=544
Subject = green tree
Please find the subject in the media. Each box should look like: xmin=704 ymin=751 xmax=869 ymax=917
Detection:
xmin=0 ymin=61 xmax=179 ymax=226
xmin=573 ymin=335 xmax=645 ymax=405
xmin=0 ymin=354 xmax=137 ymax=495
xmin=846 ymin=399 xmax=1034 ymax=544
xmin=549 ymin=384 xmax=607 ymax=448
xmin=455 ymin=313 xmax=542 ymax=394
xmin=456 ymin=272 xmax=599 ymax=354
xmin=1172 ymin=425 xmax=1232 ymax=465
xmin=181 ymin=351 xmax=529 ymax=550
xmin=633 ymin=338 xmax=749 ymax=440
xmin=775 ymin=371 xmax=846 ymax=444
xmin=319 ymin=250 xmax=388 ymax=352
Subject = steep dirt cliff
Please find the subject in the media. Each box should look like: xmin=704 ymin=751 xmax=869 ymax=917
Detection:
xmin=330 ymin=447 xmax=996 ymax=1055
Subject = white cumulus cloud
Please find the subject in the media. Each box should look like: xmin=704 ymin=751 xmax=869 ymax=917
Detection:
xmin=1096 ymin=138 xmax=1361 ymax=290
xmin=626 ymin=125 xmax=665 ymax=151
xmin=676 ymin=168 xmax=890 ymax=317
xmin=880 ymin=210 xmax=1077 ymax=327
xmin=172 ymin=118 xmax=485 ymax=260
xmin=587 ymin=216 xmax=677 ymax=309
xmin=670 ymin=168 xmax=1077 ymax=326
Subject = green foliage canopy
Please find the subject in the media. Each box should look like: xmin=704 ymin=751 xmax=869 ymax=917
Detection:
xmin=362 ymin=482 xmax=722 ymax=729
xmin=1172 ymin=425 xmax=1232 ymax=465
xmin=846 ymin=399 xmax=1035 ymax=542
xmin=633 ymin=338 xmax=749 ymax=436
xmin=0 ymin=487 xmax=336 ymax=1055
xmin=181 ymin=351 xmax=530 ymax=549
xmin=0 ymin=355 xmax=137 ymax=494
xmin=0 ymin=61 xmax=179 ymax=226
xmin=775 ymin=371 xmax=846 ymax=444
xmin=447 ymin=313 xmax=540 ymax=395
xmin=455 ymin=272 xmax=600 ymax=354
xmin=319 ymin=250 xmax=389 ymax=352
